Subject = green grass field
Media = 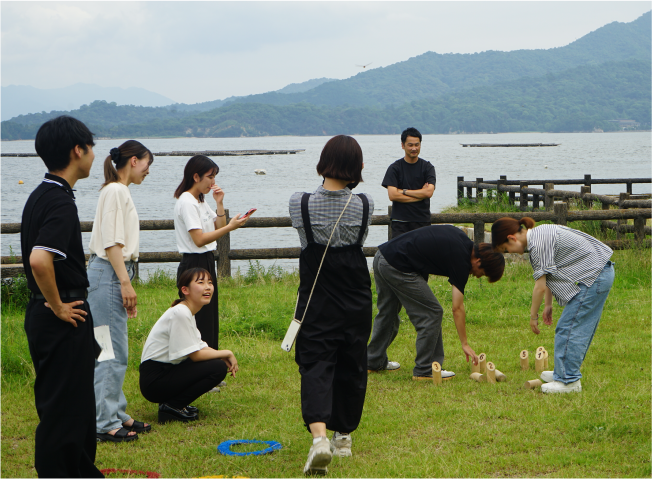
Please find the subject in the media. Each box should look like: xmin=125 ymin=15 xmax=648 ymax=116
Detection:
xmin=2 ymin=249 xmax=650 ymax=478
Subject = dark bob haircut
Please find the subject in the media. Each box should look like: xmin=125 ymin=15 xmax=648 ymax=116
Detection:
xmin=316 ymin=135 xmax=364 ymax=183
xmin=35 ymin=115 xmax=95 ymax=172
xmin=401 ymin=127 xmax=422 ymax=144
xmin=174 ymin=155 xmax=219 ymax=203
xmin=171 ymin=267 xmax=213 ymax=307
xmin=473 ymin=243 xmax=505 ymax=283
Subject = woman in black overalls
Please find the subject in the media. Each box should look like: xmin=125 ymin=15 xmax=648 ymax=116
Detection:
xmin=289 ymin=135 xmax=373 ymax=475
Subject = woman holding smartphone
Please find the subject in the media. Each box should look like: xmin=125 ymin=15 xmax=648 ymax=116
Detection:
xmin=88 ymin=140 xmax=153 ymax=442
xmin=289 ymin=135 xmax=374 ymax=475
xmin=139 ymin=267 xmax=238 ymax=423
xmin=174 ymin=155 xmax=249 ymax=351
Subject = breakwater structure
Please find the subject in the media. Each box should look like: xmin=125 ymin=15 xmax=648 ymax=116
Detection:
xmin=461 ymin=143 xmax=560 ymax=147
xmin=2 ymin=201 xmax=650 ymax=280
xmin=1 ymin=149 xmax=305 ymax=158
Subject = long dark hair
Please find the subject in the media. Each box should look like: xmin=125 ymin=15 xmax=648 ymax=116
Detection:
xmin=171 ymin=267 xmax=212 ymax=307
xmin=102 ymin=140 xmax=153 ymax=188
xmin=173 ymin=155 xmax=219 ymax=202
xmin=491 ymin=217 xmax=536 ymax=249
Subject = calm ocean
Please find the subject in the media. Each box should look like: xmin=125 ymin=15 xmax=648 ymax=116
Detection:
xmin=2 ymin=131 xmax=650 ymax=276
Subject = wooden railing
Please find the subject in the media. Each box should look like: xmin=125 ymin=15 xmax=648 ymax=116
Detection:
xmin=2 ymin=206 xmax=650 ymax=279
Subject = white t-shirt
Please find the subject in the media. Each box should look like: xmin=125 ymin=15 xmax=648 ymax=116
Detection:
xmin=141 ymin=303 xmax=208 ymax=364
xmin=174 ymin=192 xmax=218 ymax=253
xmin=89 ymin=182 xmax=140 ymax=261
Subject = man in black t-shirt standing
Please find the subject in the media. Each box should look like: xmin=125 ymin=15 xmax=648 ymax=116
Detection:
xmin=21 ymin=116 xmax=103 ymax=478
xmin=382 ymin=127 xmax=436 ymax=239
xmin=367 ymin=226 xmax=505 ymax=379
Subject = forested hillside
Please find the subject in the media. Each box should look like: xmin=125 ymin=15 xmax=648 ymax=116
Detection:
xmin=3 ymin=59 xmax=648 ymax=140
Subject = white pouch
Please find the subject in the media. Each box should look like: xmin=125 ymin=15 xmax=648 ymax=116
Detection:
xmin=281 ymin=318 xmax=302 ymax=352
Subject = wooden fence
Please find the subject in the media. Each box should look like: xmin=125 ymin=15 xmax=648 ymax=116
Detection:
xmin=2 ymin=206 xmax=650 ymax=279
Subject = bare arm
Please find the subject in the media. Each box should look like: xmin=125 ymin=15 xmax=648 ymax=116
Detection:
xmin=188 ymin=347 xmax=239 ymax=377
xmin=211 ymin=186 xmax=227 ymax=229
xmin=29 ymin=249 xmax=87 ymax=327
xmin=529 ymin=276 xmax=548 ymax=334
xmin=105 ymin=245 xmax=137 ymax=318
xmin=451 ymin=285 xmax=478 ymax=365
xmin=387 ymin=186 xmax=425 ymax=203
xmin=188 ymin=215 xmax=249 ymax=248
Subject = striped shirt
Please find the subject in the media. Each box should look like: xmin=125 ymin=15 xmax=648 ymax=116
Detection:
xmin=527 ymin=225 xmax=613 ymax=306
xmin=289 ymin=186 xmax=374 ymax=249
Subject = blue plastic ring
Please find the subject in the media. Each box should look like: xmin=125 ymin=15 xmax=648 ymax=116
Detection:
xmin=217 ymin=440 xmax=282 ymax=456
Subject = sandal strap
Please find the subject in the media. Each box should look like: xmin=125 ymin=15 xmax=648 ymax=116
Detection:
xmin=113 ymin=427 xmax=133 ymax=438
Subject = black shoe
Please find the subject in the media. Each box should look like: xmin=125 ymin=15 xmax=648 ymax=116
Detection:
xmin=185 ymin=405 xmax=199 ymax=415
xmin=158 ymin=403 xmax=198 ymax=424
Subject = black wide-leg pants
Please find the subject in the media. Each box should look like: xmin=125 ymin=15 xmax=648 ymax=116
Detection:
xmin=296 ymin=316 xmax=371 ymax=433
xmin=24 ymin=298 xmax=103 ymax=478
xmin=139 ymin=359 xmax=228 ymax=410
xmin=177 ymin=251 xmax=219 ymax=349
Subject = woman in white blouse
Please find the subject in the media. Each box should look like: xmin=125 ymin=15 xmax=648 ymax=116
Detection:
xmin=173 ymin=155 xmax=248 ymax=351
xmin=139 ymin=267 xmax=238 ymax=423
xmin=88 ymin=141 xmax=153 ymax=442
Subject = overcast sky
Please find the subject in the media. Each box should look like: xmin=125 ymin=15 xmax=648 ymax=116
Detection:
xmin=2 ymin=1 xmax=650 ymax=105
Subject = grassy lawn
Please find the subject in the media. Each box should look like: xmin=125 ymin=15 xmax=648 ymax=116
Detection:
xmin=1 ymin=249 xmax=650 ymax=478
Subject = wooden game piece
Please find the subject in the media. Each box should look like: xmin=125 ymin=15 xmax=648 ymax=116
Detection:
xmin=486 ymin=362 xmax=496 ymax=384
xmin=543 ymin=350 xmax=549 ymax=369
xmin=471 ymin=358 xmax=480 ymax=374
xmin=536 ymin=346 xmax=545 ymax=355
xmin=478 ymin=353 xmax=487 ymax=373
xmin=520 ymin=350 xmax=529 ymax=371
xmin=470 ymin=372 xmax=484 ymax=382
xmin=535 ymin=351 xmax=545 ymax=372
xmin=432 ymin=361 xmax=442 ymax=385
xmin=494 ymin=369 xmax=506 ymax=382
xmin=524 ymin=379 xmax=543 ymax=389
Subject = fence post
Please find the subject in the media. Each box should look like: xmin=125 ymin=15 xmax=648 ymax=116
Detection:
xmin=466 ymin=183 xmax=473 ymax=201
xmin=554 ymin=203 xmax=568 ymax=226
xmin=584 ymin=174 xmax=591 ymax=187
xmin=497 ymin=176 xmax=506 ymax=203
xmin=388 ymin=206 xmax=393 ymax=240
xmin=216 ymin=208 xmax=231 ymax=278
xmin=634 ymin=216 xmax=646 ymax=241
xmin=617 ymin=193 xmax=630 ymax=240
xmin=600 ymin=200 xmax=610 ymax=233
xmin=580 ymin=186 xmax=592 ymax=209
xmin=476 ymin=178 xmax=483 ymax=203
xmin=519 ymin=181 xmax=528 ymax=212
xmin=627 ymin=182 xmax=633 ymax=195
xmin=544 ymin=183 xmax=554 ymax=211
xmin=473 ymin=220 xmax=485 ymax=245
xmin=133 ymin=262 xmax=139 ymax=282
xmin=457 ymin=176 xmax=464 ymax=205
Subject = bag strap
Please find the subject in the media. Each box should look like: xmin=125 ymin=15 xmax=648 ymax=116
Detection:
xmin=300 ymin=193 xmax=314 ymax=244
xmin=297 ymin=192 xmax=354 ymax=325
xmin=355 ymin=193 xmax=369 ymax=245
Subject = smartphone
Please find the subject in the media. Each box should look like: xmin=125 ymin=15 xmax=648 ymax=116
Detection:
xmin=243 ymin=208 xmax=257 ymax=218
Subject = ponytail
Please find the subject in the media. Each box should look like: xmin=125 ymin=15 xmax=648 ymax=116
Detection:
xmin=491 ymin=217 xmax=536 ymax=249
xmin=101 ymin=140 xmax=153 ymax=189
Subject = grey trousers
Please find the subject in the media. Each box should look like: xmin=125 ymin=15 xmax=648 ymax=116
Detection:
xmin=367 ymin=251 xmax=445 ymax=377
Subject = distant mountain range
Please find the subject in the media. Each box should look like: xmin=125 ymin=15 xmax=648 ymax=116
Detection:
xmin=1 ymin=83 xmax=176 ymax=121
xmin=2 ymin=11 xmax=649 ymax=140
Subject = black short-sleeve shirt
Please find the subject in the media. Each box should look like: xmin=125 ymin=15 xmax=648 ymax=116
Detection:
xmin=382 ymin=157 xmax=436 ymax=222
xmin=20 ymin=173 xmax=89 ymax=293
xmin=378 ymin=225 xmax=473 ymax=294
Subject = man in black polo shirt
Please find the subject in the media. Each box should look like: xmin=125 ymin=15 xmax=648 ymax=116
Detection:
xmin=367 ymin=226 xmax=505 ymax=379
xmin=382 ymin=127 xmax=436 ymax=239
xmin=21 ymin=116 xmax=103 ymax=478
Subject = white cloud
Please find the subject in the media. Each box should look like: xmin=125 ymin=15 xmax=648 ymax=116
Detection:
xmin=2 ymin=1 xmax=650 ymax=104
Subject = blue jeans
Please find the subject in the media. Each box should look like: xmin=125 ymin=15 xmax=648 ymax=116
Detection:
xmin=553 ymin=262 xmax=615 ymax=384
xmin=87 ymin=255 xmax=135 ymax=433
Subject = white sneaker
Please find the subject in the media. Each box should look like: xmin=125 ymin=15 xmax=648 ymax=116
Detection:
xmin=207 ymin=387 xmax=220 ymax=393
xmin=386 ymin=361 xmax=400 ymax=371
xmin=331 ymin=432 xmax=352 ymax=457
xmin=540 ymin=371 xmax=554 ymax=383
xmin=441 ymin=369 xmax=455 ymax=379
xmin=541 ymin=380 xmax=581 ymax=394
xmin=304 ymin=437 xmax=332 ymax=475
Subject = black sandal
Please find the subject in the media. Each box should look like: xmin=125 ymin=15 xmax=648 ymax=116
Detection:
xmin=97 ymin=427 xmax=138 ymax=443
xmin=122 ymin=420 xmax=152 ymax=433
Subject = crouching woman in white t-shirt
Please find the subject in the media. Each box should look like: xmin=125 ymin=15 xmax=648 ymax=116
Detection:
xmin=139 ymin=267 xmax=239 ymax=423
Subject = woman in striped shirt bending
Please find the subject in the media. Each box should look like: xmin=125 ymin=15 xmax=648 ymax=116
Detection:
xmin=492 ymin=217 xmax=614 ymax=394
